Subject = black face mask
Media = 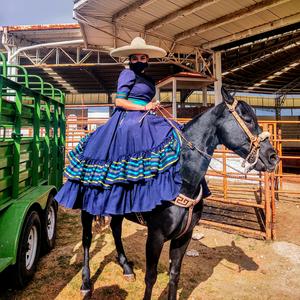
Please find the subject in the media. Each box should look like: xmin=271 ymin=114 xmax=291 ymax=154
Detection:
xmin=129 ymin=61 xmax=148 ymax=73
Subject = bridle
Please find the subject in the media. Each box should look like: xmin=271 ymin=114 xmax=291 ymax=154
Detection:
xmin=225 ymin=99 xmax=271 ymax=172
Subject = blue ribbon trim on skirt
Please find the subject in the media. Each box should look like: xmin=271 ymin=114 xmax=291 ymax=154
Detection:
xmin=64 ymin=131 xmax=181 ymax=189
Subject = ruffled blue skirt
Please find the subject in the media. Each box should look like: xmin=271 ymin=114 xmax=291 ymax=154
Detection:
xmin=54 ymin=108 xmax=182 ymax=216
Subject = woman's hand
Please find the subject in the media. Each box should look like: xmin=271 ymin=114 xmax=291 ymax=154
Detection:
xmin=145 ymin=101 xmax=160 ymax=111
xmin=115 ymin=98 xmax=160 ymax=111
xmin=116 ymin=98 xmax=147 ymax=111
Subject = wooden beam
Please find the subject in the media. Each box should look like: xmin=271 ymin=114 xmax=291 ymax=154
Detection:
xmin=202 ymin=13 xmax=300 ymax=49
xmin=172 ymin=78 xmax=177 ymax=118
xmin=112 ymin=0 xmax=156 ymax=22
xmin=145 ymin=0 xmax=219 ymax=32
xmin=175 ymin=0 xmax=290 ymax=42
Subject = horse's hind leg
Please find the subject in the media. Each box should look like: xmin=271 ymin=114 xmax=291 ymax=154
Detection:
xmin=80 ymin=210 xmax=94 ymax=296
xmin=110 ymin=215 xmax=135 ymax=281
xmin=168 ymin=232 xmax=193 ymax=300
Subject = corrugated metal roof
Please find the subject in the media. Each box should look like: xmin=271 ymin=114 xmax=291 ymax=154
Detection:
xmin=73 ymin=0 xmax=300 ymax=52
xmin=199 ymin=27 xmax=233 ymax=43
xmin=1 ymin=0 xmax=299 ymax=95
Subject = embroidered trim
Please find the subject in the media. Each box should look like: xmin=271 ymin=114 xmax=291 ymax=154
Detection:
xmin=64 ymin=131 xmax=181 ymax=188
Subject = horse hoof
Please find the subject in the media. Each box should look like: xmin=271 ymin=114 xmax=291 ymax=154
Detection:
xmin=80 ymin=289 xmax=92 ymax=299
xmin=123 ymin=273 xmax=136 ymax=282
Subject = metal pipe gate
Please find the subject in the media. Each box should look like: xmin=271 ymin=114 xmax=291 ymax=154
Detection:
xmin=64 ymin=110 xmax=300 ymax=240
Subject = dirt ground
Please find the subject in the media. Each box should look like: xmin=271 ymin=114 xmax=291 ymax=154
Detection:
xmin=1 ymin=200 xmax=300 ymax=300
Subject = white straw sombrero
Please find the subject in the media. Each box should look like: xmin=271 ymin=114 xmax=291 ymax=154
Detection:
xmin=110 ymin=37 xmax=167 ymax=58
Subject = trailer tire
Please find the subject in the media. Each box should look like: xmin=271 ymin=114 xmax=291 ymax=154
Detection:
xmin=42 ymin=194 xmax=57 ymax=253
xmin=14 ymin=210 xmax=41 ymax=288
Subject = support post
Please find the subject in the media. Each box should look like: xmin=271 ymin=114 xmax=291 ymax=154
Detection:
xmin=203 ymin=87 xmax=207 ymax=106
xmin=108 ymin=92 xmax=113 ymax=117
xmin=275 ymin=96 xmax=281 ymax=120
xmin=172 ymin=78 xmax=177 ymax=118
xmin=264 ymin=172 xmax=272 ymax=240
xmin=156 ymin=87 xmax=160 ymax=102
xmin=214 ymin=51 xmax=222 ymax=106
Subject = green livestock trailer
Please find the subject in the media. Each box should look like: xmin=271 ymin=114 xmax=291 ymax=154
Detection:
xmin=0 ymin=52 xmax=65 ymax=287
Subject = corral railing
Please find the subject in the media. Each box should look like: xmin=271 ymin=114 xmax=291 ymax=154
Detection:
xmin=64 ymin=112 xmax=300 ymax=240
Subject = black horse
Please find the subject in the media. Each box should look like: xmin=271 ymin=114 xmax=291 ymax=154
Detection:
xmin=80 ymin=90 xmax=278 ymax=299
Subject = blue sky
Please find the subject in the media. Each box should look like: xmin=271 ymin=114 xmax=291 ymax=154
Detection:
xmin=0 ymin=0 xmax=74 ymax=26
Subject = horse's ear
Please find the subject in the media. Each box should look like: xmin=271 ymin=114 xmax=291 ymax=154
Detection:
xmin=221 ymin=86 xmax=234 ymax=104
xmin=231 ymin=241 xmax=236 ymax=247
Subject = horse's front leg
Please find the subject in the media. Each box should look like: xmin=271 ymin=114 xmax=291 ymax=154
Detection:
xmin=168 ymin=231 xmax=193 ymax=300
xmin=110 ymin=215 xmax=135 ymax=281
xmin=143 ymin=230 xmax=164 ymax=300
xmin=80 ymin=210 xmax=94 ymax=296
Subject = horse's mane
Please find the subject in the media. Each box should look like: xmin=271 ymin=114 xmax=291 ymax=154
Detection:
xmin=183 ymin=100 xmax=258 ymax=131
xmin=183 ymin=105 xmax=217 ymax=131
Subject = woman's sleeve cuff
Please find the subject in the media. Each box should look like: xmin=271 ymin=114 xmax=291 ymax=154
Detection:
xmin=116 ymin=92 xmax=128 ymax=99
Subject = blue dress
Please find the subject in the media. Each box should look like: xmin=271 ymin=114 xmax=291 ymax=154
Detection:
xmin=54 ymin=69 xmax=182 ymax=216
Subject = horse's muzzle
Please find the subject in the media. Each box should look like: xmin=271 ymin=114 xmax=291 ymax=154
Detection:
xmin=264 ymin=149 xmax=279 ymax=172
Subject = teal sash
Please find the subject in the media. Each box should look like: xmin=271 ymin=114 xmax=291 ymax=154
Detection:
xmin=128 ymin=97 xmax=149 ymax=106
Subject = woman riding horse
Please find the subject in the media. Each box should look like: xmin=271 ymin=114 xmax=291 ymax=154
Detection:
xmin=55 ymin=37 xmax=210 ymax=221
xmin=54 ymin=38 xmax=279 ymax=300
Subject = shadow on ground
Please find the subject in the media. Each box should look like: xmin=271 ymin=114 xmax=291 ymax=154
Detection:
xmin=0 ymin=209 xmax=259 ymax=300
xmin=79 ymin=232 xmax=259 ymax=299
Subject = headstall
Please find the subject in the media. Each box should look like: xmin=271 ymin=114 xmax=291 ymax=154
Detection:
xmin=225 ymin=99 xmax=271 ymax=172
